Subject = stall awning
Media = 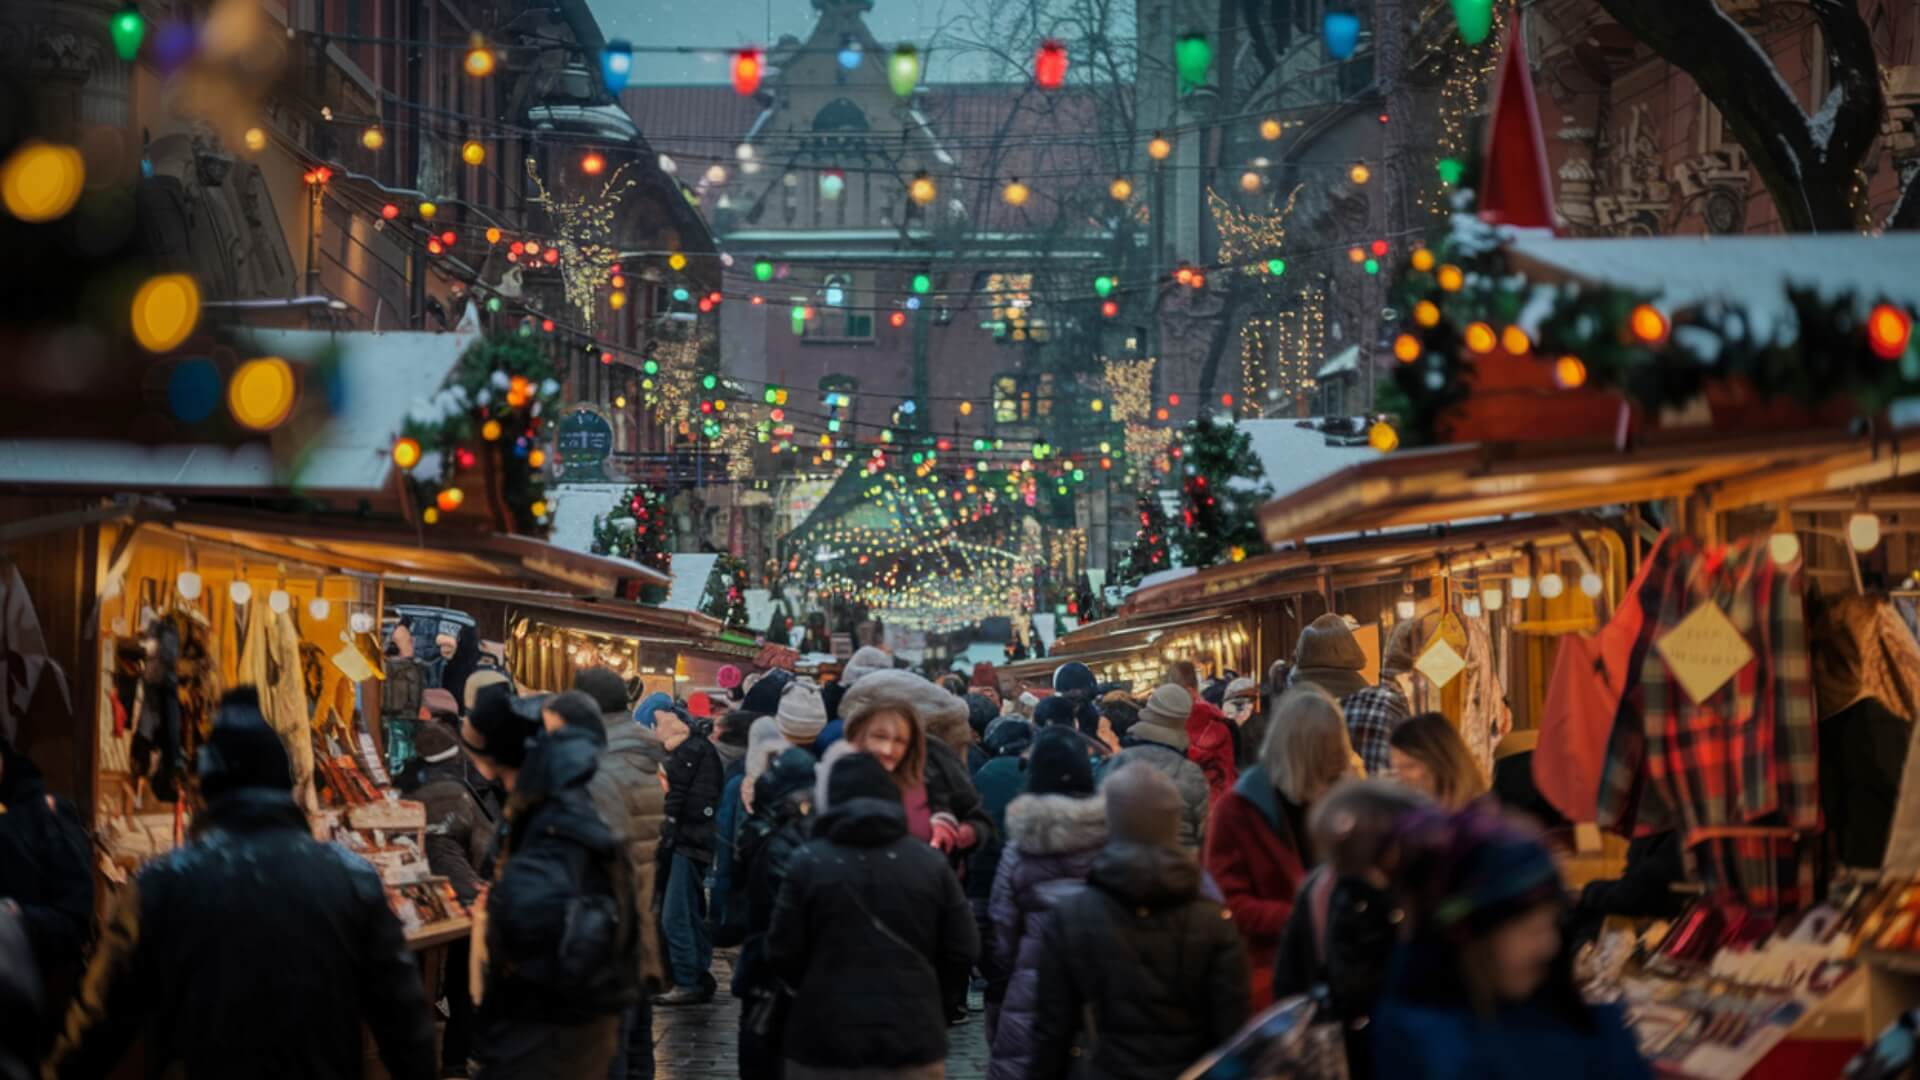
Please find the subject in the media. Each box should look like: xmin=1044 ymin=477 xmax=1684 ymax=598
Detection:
xmin=379 ymin=576 xmax=723 ymax=642
xmin=1257 ymin=426 xmax=1920 ymax=544
xmin=140 ymin=503 xmax=667 ymax=595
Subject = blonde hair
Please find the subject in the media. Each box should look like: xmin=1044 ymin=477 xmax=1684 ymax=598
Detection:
xmin=1389 ymin=713 xmax=1488 ymax=810
xmin=1262 ymin=687 xmax=1357 ymax=804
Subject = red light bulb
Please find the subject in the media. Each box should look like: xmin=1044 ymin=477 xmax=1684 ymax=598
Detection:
xmin=1034 ymin=39 xmax=1068 ymax=89
xmin=732 ymin=49 xmax=763 ymax=96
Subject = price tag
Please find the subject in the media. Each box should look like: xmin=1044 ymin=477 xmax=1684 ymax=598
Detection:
xmin=1653 ymin=599 xmax=1753 ymax=704
xmin=1415 ymin=635 xmax=1468 ymax=688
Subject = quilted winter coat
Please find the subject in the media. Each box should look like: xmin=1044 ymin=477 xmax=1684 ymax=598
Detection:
xmin=983 ymin=792 xmax=1107 ymax=1079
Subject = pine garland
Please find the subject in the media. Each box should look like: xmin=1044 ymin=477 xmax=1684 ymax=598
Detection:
xmin=1169 ymin=416 xmax=1271 ymax=569
xmin=1116 ymin=492 xmax=1174 ymax=587
xmin=705 ymin=554 xmax=751 ymax=629
xmin=590 ymin=485 xmax=673 ymax=579
xmin=400 ymin=333 xmax=562 ymax=534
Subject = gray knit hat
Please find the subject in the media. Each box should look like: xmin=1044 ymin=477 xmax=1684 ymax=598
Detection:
xmin=841 ymin=645 xmax=894 ymax=687
xmin=775 ymin=681 xmax=828 ymax=743
xmin=745 ymin=715 xmax=788 ymax=783
xmin=1138 ymin=683 xmax=1193 ymax=729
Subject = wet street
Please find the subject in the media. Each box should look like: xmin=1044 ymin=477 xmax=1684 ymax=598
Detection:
xmin=648 ymin=952 xmax=990 ymax=1078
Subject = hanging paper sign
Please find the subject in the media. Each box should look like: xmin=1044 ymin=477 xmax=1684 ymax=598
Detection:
xmin=331 ymin=643 xmax=378 ymax=684
xmin=1414 ymin=612 xmax=1469 ymax=688
xmin=1653 ymin=599 xmax=1754 ymax=704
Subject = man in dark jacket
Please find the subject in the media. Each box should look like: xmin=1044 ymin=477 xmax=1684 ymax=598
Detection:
xmin=0 ymin=732 xmax=91 ymax=1052
xmin=468 ymin=690 xmax=639 ymax=1079
xmin=396 ymin=712 xmax=493 ymax=1075
xmin=716 ymin=747 xmax=816 ymax=1079
xmin=767 ymin=753 xmax=977 ymax=1078
xmin=1027 ymin=762 xmax=1250 ymax=1080
xmin=46 ymin=691 xmax=435 ymax=1079
xmin=573 ymin=669 xmax=670 ymax=1080
xmin=656 ymin=699 xmax=726 ymax=1005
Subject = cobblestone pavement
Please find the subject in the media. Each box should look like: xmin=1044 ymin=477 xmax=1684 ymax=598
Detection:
xmin=649 ymin=952 xmax=989 ymax=1079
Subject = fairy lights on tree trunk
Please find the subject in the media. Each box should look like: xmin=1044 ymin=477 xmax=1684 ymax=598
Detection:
xmin=526 ymin=156 xmax=638 ymax=326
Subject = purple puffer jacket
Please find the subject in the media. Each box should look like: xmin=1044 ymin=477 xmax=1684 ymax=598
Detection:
xmin=984 ymin=792 xmax=1108 ymax=1080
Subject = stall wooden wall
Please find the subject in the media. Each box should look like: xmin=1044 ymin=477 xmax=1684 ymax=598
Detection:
xmin=0 ymin=496 xmax=97 ymax=811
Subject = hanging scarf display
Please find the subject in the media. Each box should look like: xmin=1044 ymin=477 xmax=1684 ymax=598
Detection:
xmin=240 ymin=602 xmax=316 ymax=808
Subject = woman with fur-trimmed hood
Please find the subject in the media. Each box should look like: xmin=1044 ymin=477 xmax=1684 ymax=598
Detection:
xmin=983 ymin=727 xmax=1107 ymax=1080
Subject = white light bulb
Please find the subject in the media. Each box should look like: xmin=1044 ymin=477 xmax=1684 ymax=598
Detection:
xmin=269 ymin=589 xmax=291 ymax=614
xmin=229 ymin=581 xmax=252 ymax=605
xmin=1539 ymin=573 xmax=1565 ymax=599
xmin=176 ymin=571 xmax=202 ymax=600
xmin=1580 ymin=572 xmax=1603 ymax=597
xmin=705 ymin=163 xmax=728 ymax=185
xmin=1395 ymin=597 xmax=1416 ymax=620
xmin=1481 ymin=586 xmax=1504 ymax=612
xmin=309 ymin=597 xmax=331 ymax=620
xmin=1769 ymin=530 xmax=1801 ymax=565
xmin=1461 ymin=595 xmax=1482 ymax=618
xmin=1510 ymin=576 xmax=1532 ymax=600
xmin=1848 ymin=512 xmax=1881 ymax=553
xmin=350 ymin=612 xmax=375 ymax=634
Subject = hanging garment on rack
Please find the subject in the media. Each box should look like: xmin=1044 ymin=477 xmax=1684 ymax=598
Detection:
xmin=1538 ymin=533 xmax=1662 ymax=825
xmin=132 ymin=617 xmax=184 ymax=803
xmin=1459 ymin=613 xmax=1503 ymax=780
xmin=1813 ymin=594 xmax=1920 ymax=725
xmin=165 ymin=606 xmax=221 ymax=755
xmin=240 ymin=604 xmax=315 ymax=808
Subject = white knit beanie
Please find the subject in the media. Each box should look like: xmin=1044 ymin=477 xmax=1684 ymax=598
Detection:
xmin=775 ymin=681 xmax=828 ymax=743
xmin=841 ymin=645 xmax=894 ymax=687
xmin=745 ymin=716 xmax=788 ymax=783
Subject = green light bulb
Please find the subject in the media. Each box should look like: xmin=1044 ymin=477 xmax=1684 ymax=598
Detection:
xmin=1363 ymin=258 xmax=1380 ymax=275
xmin=702 ymin=374 xmax=717 ymax=389
xmin=1093 ymin=275 xmax=1114 ymax=298
xmin=1436 ymin=157 xmax=1465 ymax=185
xmin=1174 ymin=33 xmax=1212 ymax=92
xmin=110 ymin=4 xmax=145 ymax=61
xmin=753 ymin=258 xmax=773 ymax=282
xmin=912 ymin=273 xmax=932 ymax=295
xmin=1266 ymin=258 xmax=1285 ymax=275
xmin=888 ymin=45 xmax=920 ymax=98
xmin=643 ymin=359 xmax=658 ymax=375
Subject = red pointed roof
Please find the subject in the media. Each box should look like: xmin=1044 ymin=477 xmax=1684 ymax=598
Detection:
xmin=1478 ymin=11 xmax=1559 ymax=232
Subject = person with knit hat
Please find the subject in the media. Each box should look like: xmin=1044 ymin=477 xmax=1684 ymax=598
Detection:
xmin=841 ymin=644 xmax=895 ymax=688
xmin=569 ymin=668 xmax=668 ymax=1080
xmin=1373 ymin=805 xmax=1649 ymax=1080
xmin=655 ymin=690 xmax=727 ymax=1006
xmin=1025 ymin=762 xmax=1250 ymax=1080
xmin=1095 ymin=684 xmax=1210 ymax=852
xmin=965 ymin=717 xmax=1034 ymax=956
xmin=718 ymin=746 xmax=816 ymax=1079
xmin=774 ymin=679 xmax=829 ymax=747
xmin=983 ymin=728 xmax=1107 ymax=1079
xmin=963 ymin=693 xmax=998 ymax=775
xmin=1032 ymin=692 xmax=1111 ymax=769
xmin=1337 ymin=616 xmax=1421 ymax=777
xmin=1222 ymin=675 xmax=1264 ymax=771
xmin=1205 ymin=687 xmax=1358 ymax=1012
xmin=1167 ymin=660 xmax=1239 ymax=806
xmin=767 ymin=752 xmax=978 ymax=1079
xmin=970 ymin=661 xmax=1004 ymax=711
xmin=47 ymin=690 xmax=437 ymax=1079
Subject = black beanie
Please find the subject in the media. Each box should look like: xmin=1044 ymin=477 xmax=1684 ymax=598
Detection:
xmin=543 ymin=690 xmax=607 ymax=746
xmin=199 ymin=690 xmax=294 ymax=798
xmin=465 ymin=684 xmax=536 ymax=769
xmin=573 ymin=667 xmax=629 ymax=715
xmin=984 ymin=718 xmax=1034 ymax=758
xmin=829 ymin=751 xmax=901 ymax=807
xmin=757 ymin=747 xmax=817 ymax=809
xmin=1026 ymin=725 xmax=1095 ymax=797
xmin=743 ymin=669 xmax=794 ymax=716
xmin=1033 ymin=694 xmax=1076 ymax=728
xmin=964 ymin=693 xmax=997 ymax=737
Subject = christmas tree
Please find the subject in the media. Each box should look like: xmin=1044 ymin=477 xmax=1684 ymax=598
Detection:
xmin=1116 ymin=493 xmax=1174 ymax=587
xmin=591 ymin=486 xmax=673 ymax=579
xmin=705 ymin=554 xmax=751 ymax=629
xmin=1169 ymin=415 xmax=1272 ymax=569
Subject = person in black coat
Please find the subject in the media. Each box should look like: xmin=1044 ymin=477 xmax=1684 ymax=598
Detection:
xmin=1027 ymin=762 xmax=1250 ymax=1080
xmin=0 ymin=731 xmax=91 ymax=1053
xmin=46 ymin=691 xmax=434 ymax=1080
xmin=466 ymin=693 xmax=640 ymax=1080
xmin=656 ymin=702 xmax=726 ymax=1005
xmin=716 ymin=748 xmax=816 ymax=1080
xmin=767 ymin=752 xmax=978 ymax=1079
xmin=395 ymin=712 xmax=493 ymax=1074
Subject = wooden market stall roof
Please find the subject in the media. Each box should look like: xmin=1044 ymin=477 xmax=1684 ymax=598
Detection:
xmin=1257 ymin=426 xmax=1920 ymax=546
xmin=125 ymin=501 xmax=669 ymax=596
xmin=379 ymin=575 xmax=752 ymax=660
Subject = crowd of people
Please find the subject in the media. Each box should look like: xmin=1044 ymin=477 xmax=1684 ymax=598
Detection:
xmin=0 ymin=616 xmax=1657 ymax=1080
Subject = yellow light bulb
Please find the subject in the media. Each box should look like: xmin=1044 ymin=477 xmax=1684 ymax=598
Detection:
xmin=1393 ymin=334 xmax=1421 ymax=362
xmin=130 ymin=274 xmax=202 ymax=353
xmin=1849 ymin=511 xmax=1881 ymax=552
xmin=243 ymin=127 xmax=267 ymax=152
xmin=1464 ymin=322 xmax=1497 ymax=354
xmin=1348 ymin=163 xmax=1371 ymax=185
xmin=1 ymin=141 xmax=84 ymax=223
xmin=1239 ymin=171 xmax=1261 ymax=193
xmin=1368 ymin=421 xmax=1399 ymax=452
xmin=418 ymin=201 xmax=437 ymax=219
xmin=1109 ymin=176 xmax=1133 ymax=201
xmin=1413 ymin=300 xmax=1440 ymax=327
xmin=461 ymin=140 xmax=485 ymax=165
xmin=228 ymin=357 xmax=296 ymax=430
xmin=910 ymin=174 xmax=936 ymax=205
xmin=1411 ymin=248 xmax=1435 ymax=272
xmin=362 ymin=127 xmax=385 ymax=150
xmin=528 ymin=448 xmax=547 ymax=468
xmin=1148 ymin=135 xmax=1172 ymax=161
xmin=1554 ymin=355 xmax=1587 ymax=389
xmin=481 ymin=419 xmax=502 ymax=441
xmin=1501 ymin=325 xmax=1530 ymax=355
xmin=959 ymin=401 xmax=973 ymax=415
xmin=1260 ymin=118 xmax=1282 ymax=140
xmin=392 ymin=437 xmax=422 ymax=469
xmin=668 ymin=252 xmax=687 ymax=271
xmin=531 ymin=500 xmax=548 ymax=518
xmin=1002 ymin=179 xmax=1030 ymax=206
xmin=1436 ymin=264 xmax=1464 ymax=292
xmin=464 ymin=35 xmax=495 ymax=77
xmin=610 ymin=290 xmax=626 ymax=310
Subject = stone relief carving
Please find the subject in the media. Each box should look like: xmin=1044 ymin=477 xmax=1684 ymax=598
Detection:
xmin=1556 ymin=103 xmax=1752 ymax=236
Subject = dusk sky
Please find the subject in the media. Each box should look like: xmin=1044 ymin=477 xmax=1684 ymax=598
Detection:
xmin=590 ymin=0 xmax=982 ymax=84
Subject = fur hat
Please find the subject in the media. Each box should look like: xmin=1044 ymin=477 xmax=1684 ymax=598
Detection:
xmin=841 ymin=668 xmax=967 ymax=739
xmin=1026 ymin=726 xmax=1095 ymax=797
xmin=841 ymin=645 xmax=895 ymax=687
xmin=775 ymin=681 xmax=829 ymax=743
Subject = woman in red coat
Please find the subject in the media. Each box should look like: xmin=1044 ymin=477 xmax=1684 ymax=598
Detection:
xmin=1203 ymin=687 xmax=1359 ymax=1010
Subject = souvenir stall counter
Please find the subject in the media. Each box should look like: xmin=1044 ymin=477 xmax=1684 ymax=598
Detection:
xmin=1257 ymin=420 xmax=1920 ymax=1077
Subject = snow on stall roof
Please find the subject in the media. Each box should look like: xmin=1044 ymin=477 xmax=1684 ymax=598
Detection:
xmin=662 ymin=552 xmax=720 ymax=613
xmin=1315 ymin=345 xmax=1359 ymax=380
xmin=1236 ymin=418 xmax=1376 ymax=499
xmin=547 ymin=483 xmax=628 ymax=555
xmin=0 ymin=327 xmax=475 ymax=493
xmin=1135 ymin=566 xmax=1197 ymax=590
xmin=1505 ymin=232 xmax=1920 ymax=342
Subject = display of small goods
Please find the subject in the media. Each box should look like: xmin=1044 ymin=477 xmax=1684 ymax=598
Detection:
xmin=1580 ymin=881 xmax=1876 ymax=1077
xmin=320 ymin=796 xmax=470 ymax=935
